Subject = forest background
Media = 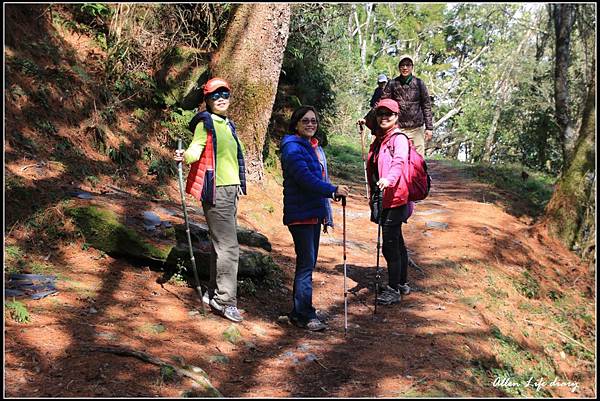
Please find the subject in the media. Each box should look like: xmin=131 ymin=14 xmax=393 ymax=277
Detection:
xmin=5 ymin=3 xmax=596 ymax=260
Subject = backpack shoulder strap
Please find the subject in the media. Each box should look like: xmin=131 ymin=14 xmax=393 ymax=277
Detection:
xmin=187 ymin=112 xmax=216 ymax=158
xmin=416 ymin=77 xmax=427 ymax=104
xmin=228 ymin=118 xmax=236 ymax=133
xmin=189 ymin=110 xmax=214 ymax=133
xmin=386 ymin=129 xmax=408 ymax=157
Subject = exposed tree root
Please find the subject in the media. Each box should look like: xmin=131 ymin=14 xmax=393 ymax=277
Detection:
xmin=85 ymin=345 xmax=222 ymax=397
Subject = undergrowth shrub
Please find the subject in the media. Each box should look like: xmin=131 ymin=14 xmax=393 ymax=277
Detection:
xmin=148 ymin=156 xmax=177 ymax=183
xmin=6 ymin=300 xmax=31 ymax=323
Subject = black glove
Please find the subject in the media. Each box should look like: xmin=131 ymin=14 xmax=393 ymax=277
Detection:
xmin=369 ymin=190 xmax=382 ymax=224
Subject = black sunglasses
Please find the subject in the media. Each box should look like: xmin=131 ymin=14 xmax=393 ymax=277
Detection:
xmin=208 ymin=91 xmax=231 ymax=101
xmin=376 ymin=110 xmax=396 ymax=117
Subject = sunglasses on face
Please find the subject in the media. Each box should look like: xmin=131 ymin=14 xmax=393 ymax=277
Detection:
xmin=376 ymin=111 xmax=397 ymax=118
xmin=300 ymin=118 xmax=318 ymax=125
xmin=208 ymin=91 xmax=231 ymax=101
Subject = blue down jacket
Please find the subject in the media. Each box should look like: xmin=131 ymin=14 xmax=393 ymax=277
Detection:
xmin=280 ymin=134 xmax=336 ymax=226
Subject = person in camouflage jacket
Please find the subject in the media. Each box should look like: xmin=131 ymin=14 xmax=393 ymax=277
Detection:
xmin=380 ymin=54 xmax=433 ymax=157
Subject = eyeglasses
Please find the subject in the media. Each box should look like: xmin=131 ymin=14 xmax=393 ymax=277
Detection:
xmin=399 ymin=63 xmax=413 ymax=68
xmin=376 ymin=111 xmax=396 ymax=118
xmin=208 ymin=91 xmax=231 ymax=101
xmin=300 ymin=118 xmax=318 ymax=125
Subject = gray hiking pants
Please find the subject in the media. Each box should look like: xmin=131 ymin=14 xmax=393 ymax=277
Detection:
xmin=202 ymin=185 xmax=240 ymax=307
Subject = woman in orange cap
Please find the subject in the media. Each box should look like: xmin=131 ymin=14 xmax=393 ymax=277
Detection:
xmin=174 ymin=77 xmax=246 ymax=323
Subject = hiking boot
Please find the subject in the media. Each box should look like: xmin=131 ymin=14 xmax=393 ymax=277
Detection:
xmin=209 ymin=299 xmax=243 ymax=323
xmin=376 ymin=285 xmax=402 ymax=305
xmin=397 ymin=283 xmax=411 ymax=295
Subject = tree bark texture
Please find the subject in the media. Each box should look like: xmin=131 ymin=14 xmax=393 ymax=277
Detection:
xmin=544 ymin=77 xmax=595 ymax=263
xmin=552 ymin=3 xmax=576 ymax=165
xmin=209 ymin=4 xmax=291 ymax=181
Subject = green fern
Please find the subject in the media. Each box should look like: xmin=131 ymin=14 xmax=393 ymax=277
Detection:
xmin=6 ymin=299 xmax=31 ymax=323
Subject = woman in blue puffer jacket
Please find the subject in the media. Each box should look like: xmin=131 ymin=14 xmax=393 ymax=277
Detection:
xmin=280 ymin=105 xmax=349 ymax=331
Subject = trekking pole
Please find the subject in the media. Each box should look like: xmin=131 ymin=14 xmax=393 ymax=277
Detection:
xmin=177 ymin=138 xmax=206 ymax=314
xmin=374 ymin=191 xmax=382 ymax=316
xmin=358 ymin=123 xmax=370 ymax=199
xmin=341 ymin=195 xmax=348 ymax=336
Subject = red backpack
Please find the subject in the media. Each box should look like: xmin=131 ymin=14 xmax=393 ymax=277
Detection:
xmin=387 ymin=131 xmax=431 ymax=201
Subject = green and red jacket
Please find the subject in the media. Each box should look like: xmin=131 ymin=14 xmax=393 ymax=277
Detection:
xmin=185 ymin=111 xmax=247 ymax=205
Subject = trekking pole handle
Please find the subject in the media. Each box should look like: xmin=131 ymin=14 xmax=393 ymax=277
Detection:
xmin=334 ymin=194 xmax=347 ymax=206
xmin=177 ymin=138 xmax=182 ymax=152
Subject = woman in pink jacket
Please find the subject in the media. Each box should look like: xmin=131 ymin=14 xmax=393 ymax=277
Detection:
xmin=366 ymin=98 xmax=413 ymax=305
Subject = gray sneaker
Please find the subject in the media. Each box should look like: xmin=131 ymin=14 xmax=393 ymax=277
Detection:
xmin=209 ymin=298 xmax=224 ymax=312
xmin=209 ymin=299 xmax=243 ymax=323
xmin=306 ymin=318 xmax=327 ymax=331
xmin=289 ymin=315 xmax=327 ymax=331
xmin=397 ymin=283 xmax=411 ymax=295
xmin=316 ymin=309 xmax=330 ymax=322
xmin=222 ymin=305 xmax=243 ymax=323
xmin=376 ymin=285 xmax=401 ymax=305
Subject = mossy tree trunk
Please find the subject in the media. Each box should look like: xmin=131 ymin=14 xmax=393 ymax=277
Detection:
xmin=544 ymin=77 xmax=596 ymax=264
xmin=552 ymin=3 xmax=577 ymax=165
xmin=209 ymin=4 xmax=291 ymax=181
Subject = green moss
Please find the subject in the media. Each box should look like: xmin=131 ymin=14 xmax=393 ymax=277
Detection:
xmin=66 ymin=206 xmax=171 ymax=261
xmin=156 ymin=46 xmax=209 ymax=107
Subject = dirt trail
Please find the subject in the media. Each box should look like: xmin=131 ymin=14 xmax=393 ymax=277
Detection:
xmin=4 ymin=160 xmax=594 ymax=398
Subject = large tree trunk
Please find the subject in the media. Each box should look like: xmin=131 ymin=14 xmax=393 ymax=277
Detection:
xmin=544 ymin=77 xmax=595 ymax=264
xmin=552 ymin=3 xmax=576 ymax=166
xmin=210 ymin=4 xmax=291 ymax=181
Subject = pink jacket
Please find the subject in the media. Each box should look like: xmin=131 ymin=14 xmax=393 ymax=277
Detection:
xmin=366 ymin=127 xmax=411 ymax=209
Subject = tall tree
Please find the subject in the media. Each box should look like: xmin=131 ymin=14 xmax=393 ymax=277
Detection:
xmin=552 ymin=3 xmax=576 ymax=166
xmin=544 ymin=74 xmax=595 ymax=262
xmin=210 ymin=3 xmax=291 ymax=181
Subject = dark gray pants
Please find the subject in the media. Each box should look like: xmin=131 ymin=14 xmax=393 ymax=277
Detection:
xmin=202 ymin=185 xmax=240 ymax=307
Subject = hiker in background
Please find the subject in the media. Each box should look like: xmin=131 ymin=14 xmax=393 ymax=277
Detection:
xmin=356 ymin=73 xmax=389 ymax=137
xmin=280 ymin=105 xmax=350 ymax=331
xmin=366 ymin=99 xmax=413 ymax=305
xmin=369 ymin=74 xmax=388 ymax=108
xmin=380 ymin=54 xmax=433 ymax=157
xmin=174 ymin=77 xmax=246 ymax=323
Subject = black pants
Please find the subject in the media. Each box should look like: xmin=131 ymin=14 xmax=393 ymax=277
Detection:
xmin=380 ymin=206 xmax=409 ymax=289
